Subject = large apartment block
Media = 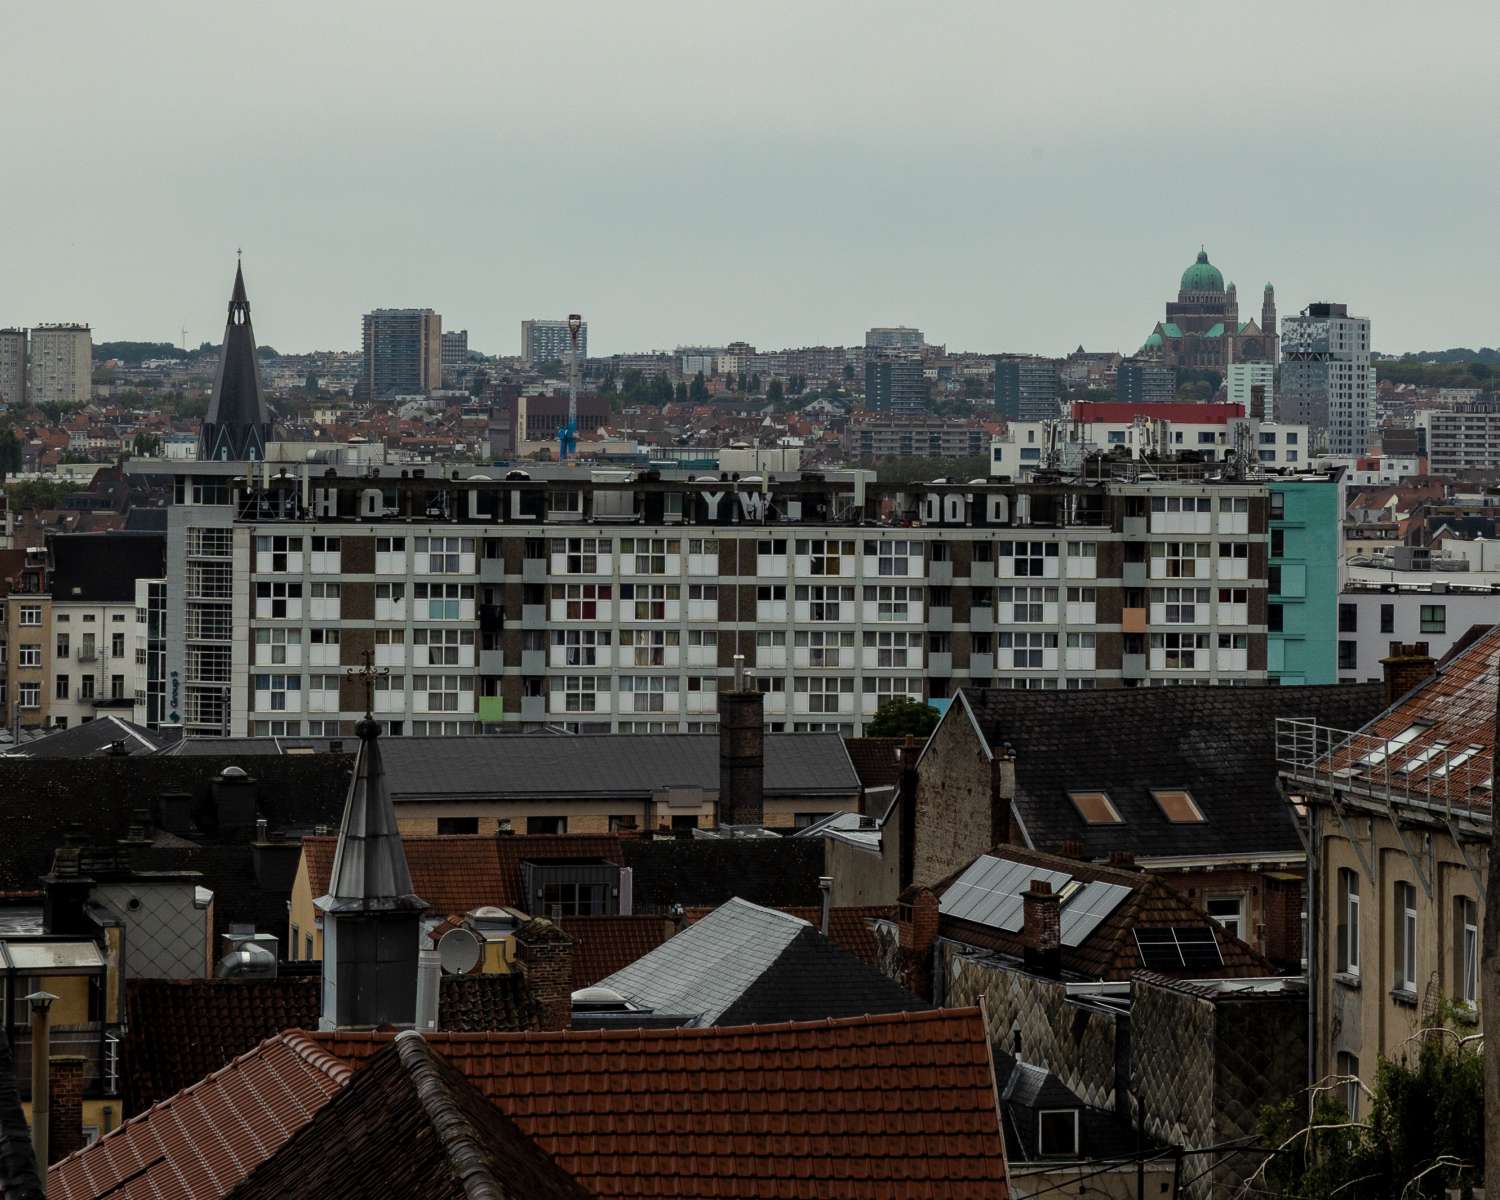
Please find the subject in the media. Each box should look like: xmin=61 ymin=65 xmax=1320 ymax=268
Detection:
xmin=137 ymin=462 xmax=1278 ymax=739
xmin=28 ymin=323 xmax=92 ymax=406
xmin=1417 ymin=400 xmax=1500 ymax=474
xmin=1280 ymin=302 xmax=1375 ymax=456
xmin=361 ymin=308 xmax=443 ymax=398
xmin=521 ymin=318 xmax=588 ymax=369
xmin=0 ymin=328 xmax=26 ymax=406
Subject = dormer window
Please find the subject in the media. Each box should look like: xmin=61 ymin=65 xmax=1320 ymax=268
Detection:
xmin=1069 ymin=791 xmax=1122 ymax=824
xmin=1152 ymin=789 xmax=1205 ymax=823
xmin=1037 ymin=1109 xmax=1080 ymax=1158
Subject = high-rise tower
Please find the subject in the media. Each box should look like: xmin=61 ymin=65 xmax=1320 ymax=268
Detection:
xmin=200 ymin=260 xmax=271 ymax=461
xmin=1262 ymin=284 xmax=1278 ymax=366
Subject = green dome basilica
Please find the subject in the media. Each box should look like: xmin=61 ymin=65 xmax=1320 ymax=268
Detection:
xmin=1179 ymin=249 xmax=1224 ymax=295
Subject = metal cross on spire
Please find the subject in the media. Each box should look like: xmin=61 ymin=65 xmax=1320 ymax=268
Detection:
xmin=346 ymin=649 xmax=390 ymax=718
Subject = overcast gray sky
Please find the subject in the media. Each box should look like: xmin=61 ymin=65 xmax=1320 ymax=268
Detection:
xmin=3 ymin=0 xmax=1497 ymax=357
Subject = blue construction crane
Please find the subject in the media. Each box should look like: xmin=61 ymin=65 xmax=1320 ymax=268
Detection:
xmin=557 ymin=312 xmax=583 ymax=460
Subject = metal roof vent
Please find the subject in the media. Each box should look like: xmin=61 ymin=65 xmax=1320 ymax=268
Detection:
xmin=215 ymin=930 xmax=278 ymax=980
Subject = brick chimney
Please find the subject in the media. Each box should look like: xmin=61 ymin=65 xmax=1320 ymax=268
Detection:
xmin=899 ymin=887 xmax=941 ymax=999
xmin=47 ymin=1057 xmax=86 ymax=1164
xmin=1022 ymin=880 xmax=1061 ymax=977
xmin=1380 ymin=642 xmax=1436 ymax=706
xmin=515 ymin=918 xmax=575 ymax=1031
xmin=716 ymin=655 xmax=764 ymax=827
xmin=897 ymin=735 xmax=920 ymax=892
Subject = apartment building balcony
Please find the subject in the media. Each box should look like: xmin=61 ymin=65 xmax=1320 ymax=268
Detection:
xmin=479 ymin=649 xmax=504 ymax=675
xmin=1122 ymin=653 xmax=1147 ymax=678
xmin=521 ymin=649 xmax=546 ymax=674
xmin=969 ymin=605 xmax=996 ymax=633
xmin=927 ymin=652 xmax=953 ymax=677
xmin=928 ymin=606 xmax=953 ymax=631
xmin=522 ymin=558 xmax=547 ymax=584
xmin=521 ymin=604 xmax=546 ymax=629
xmin=1123 ymin=516 xmax=1148 ymax=539
xmin=1123 ymin=561 xmax=1148 ymax=589
xmin=520 ymin=695 xmax=545 ymax=722
xmin=927 ymin=561 xmax=953 ymax=586
xmin=970 ymin=562 xmax=997 ymax=587
xmin=480 ymin=557 xmax=506 ymax=584
xmin=1122 ymin=607 xmax=1147 ymax=634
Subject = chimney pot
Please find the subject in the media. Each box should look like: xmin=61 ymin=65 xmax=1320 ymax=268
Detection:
xmin=818 ymin=876 xmax=833 ymax=936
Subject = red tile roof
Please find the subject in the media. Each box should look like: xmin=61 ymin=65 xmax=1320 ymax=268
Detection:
xmin=309 ymin=1009 xmax=1009 ymax=1199
xmin=303 ymin=832 xmax=633 ymax=914
xmin=557 ymin=914 xmax=672 ymax=989
xmin=49 ymin=1033 xmax=350 ymax=1200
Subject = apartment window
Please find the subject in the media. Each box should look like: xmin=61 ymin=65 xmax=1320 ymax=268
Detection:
xmin=554 ymin=537 xmax=604 ymax=574
xmin=309 ymin=535 xmax=341 ymax=573
xmin=19 ymin=606 xmax=41 ymax=627
xmin=375 ymin=536 xmax=407 ymax=574
xmin=865 ymin=630 xmax=919 ymax=668
xmin=1338 ymin=641 xmax=1358 ymax=671
xmin=1268 ymin=604 xmax=1284 ymax=633
xmin=866 ymin=585 xmax=920 ymax=621
xmin=17 ymin=683 xmax=39 ymax=708
xmin=375 ymin=583 xmax=406 ymax=621
xmin=555 ymin=629 xmax=608 ymax=667
xmin=798 ymin=584 xmax=852 ymax=622
xmin=620 ymin=675 xmax=675 ymax=711
xmin=1337 ymin=868 xmax=1360 ymax=975
xmin=1337 ymin=1052 xmax=1361 ymax=1119
xmin=795 ymin=675 xmax=854 ymax=713
xmin=254 ymin=535 xmax=303 ymax=573
xmin=255 ymin=628 xmax=303 ymax=666
xmin=1037 ymin=1110 xmax=1080 ymax=1158
xmin=998 ymin=586 xmax=1056 ymax=623
xmin=414 ymin=674 xmax=472 ymax=712
xmin=437 ymin=817 xmax=479 ymax=836
xmin=1271 ymin=529 xmax=1286 ymax=558
xmin=866 ymin=539 xmax=914 ymax=576
xmin=796 ymin=629 xmax=853 ymax=667
xmin=414 ymin=582 xmax=472 ymax=621
xmin=1379 ymin=603 xmax=1394 ymax=634
xmin=1150 ymin=632 xmax=1210 ymax=670
xmin=55 ymin=675 xmax=69 ymax=700
xmin=415 ymin=536 xmax=473 ymax=574
xmin=1394 ymin=881 xmax=1417 ymax=994
xmin=608 ymin=815 xmax=638 ymax=832
xmin=1152 ymin=542 xmax=1210 ymax=579
xmin=414 ymin=627 xmax=473 ymax=667
xmin=55 ymin=633 xmax=69 ymax=659
xmin=1455 ymin=896 xmax=1478 ymax=1006
xmin=560 ymin=676 xmax=600 ymax=713
xmin=1338 ymin=603 xmax=1357 ymax=633
xmin=1153 ymin=587 xmax=1209 ymax=624
xmin=79 ymin=675 xmax=95 ymax=700
xmin=16 ymin=644 xmax=39 ymax=668
xmin=1420 ymin=605 xmax=1446 ymax=634
xmin=556 ymin=583 xmax=611 ymax=621
xmin=998 ymin=631 xmax=1057 ymax=669
xmin=1206 ymin=895 xmax=1245 ymax=941
xmin=309 ymin=582 xmax=341 ymax=621
xmin=621 ymin=537 xmax=679 ymax=575
xmin=796 ymin=538 xmax=853 ymax=575
xmin=254 ymin=673 xmax=302 ymax=711
xmin=310 ymin=627 xmax=342 ymax=666
xmin=527 ymin=816 xmax=567 ymax=835
xmin=1000 ymin=540 xmax=1059 ymax=577
xmin=254 ymin=582 xmax=302 ymax=620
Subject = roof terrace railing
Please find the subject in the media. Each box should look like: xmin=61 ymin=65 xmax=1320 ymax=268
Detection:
xmin=1276 ymin=717 xmax=1493 ymax=826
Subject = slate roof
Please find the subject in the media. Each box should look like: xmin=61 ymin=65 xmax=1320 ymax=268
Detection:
xmin=992 ymin=1051 xmax=1144 ymax=1165
xmin=319 ymin=722 xmax=423 ymax=915
xmin=925 ymin=845 xmax=1274 ymax=980
xmin=956 ymin=683 xmax=1388 ymax=860
xmin=226 ymin=1033 xmax=589 ymax=1200
xmin=47 ymin=532 xmax=165 ymax=605
xmin=1 ymin=715 xmax=172 ymax=759
xmin=373 ymin=734 xmax=860 ymax=801
xmin=49 ymin=1033 xmax=351 ymax=1200
xmin=308 ymin=1009 xmax=1010 ymax=1199
xmin=841 ymin=737 xmax=906 ymax=791
xmin=0 ymin=1031 xmax=42 ymax=1200
xmin=594 ymin=897 xmax=928 ymax=1026
xmin=683 ymin=904 xmax=894 ymax=969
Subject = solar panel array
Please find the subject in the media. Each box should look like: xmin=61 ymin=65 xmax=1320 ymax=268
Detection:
xmin=1133 ymin=926 xmax=1224 ymax=972
xmin=1058 ymin=881 xmax=1133 ymax=947
xmin=939 ymin=855 xmax=1074 ymax=931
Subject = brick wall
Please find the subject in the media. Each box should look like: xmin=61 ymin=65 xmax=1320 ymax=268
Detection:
xmin=514 ymin=919 xmax=575 ymax=1030
xmin=912 ymin=708 xmax=1000 ymax=887
xmin=48 ymin=1056 xmax=86 ymax=1164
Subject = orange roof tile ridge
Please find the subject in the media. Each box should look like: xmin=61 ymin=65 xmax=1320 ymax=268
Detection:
xmin=47 ymin=1032 xmax=334 ymax=1173
xmin=280 ymin=1029 xmax=356 ymax=1086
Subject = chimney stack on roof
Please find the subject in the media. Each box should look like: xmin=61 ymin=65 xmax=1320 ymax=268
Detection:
xmin=1380 ymin=642 xmax=1437 ymax=707
xmin=1022 ymin=880 xmax=1061 ymax=978
xmin=717 ymin=655 xmax=764 ymax=828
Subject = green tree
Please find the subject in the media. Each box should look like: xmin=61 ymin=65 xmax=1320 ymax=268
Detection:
xmin=0 ymin=428 xmax=21 ymax=478
xmin=131 ymin=432 xmax=162 ymax=457
xmin=749 ymin=373 xmax=762 ymax=394
xmin=866 ymin=697 xmax=941 ymax=739
xmin=767 ymin=378 xmax=784 ymax=403
xmin=843 ymin=363 xmax=855 ymax=380
xmin=304 ymin=372 xmax=320 ymax=394
xmin=674 ymin=381 xmax=688 ymax=403
xmin=689 ymin=371 xmax=708 ymax=403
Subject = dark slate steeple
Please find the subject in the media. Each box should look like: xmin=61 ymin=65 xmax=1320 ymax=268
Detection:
xmin=317 ymin=713 xmax=428 ymax=1030
xmin=200 ymin=258 xmax=272 ymax=462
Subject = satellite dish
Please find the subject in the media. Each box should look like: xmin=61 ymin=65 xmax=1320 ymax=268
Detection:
xmin=437 ymin=927 xmax=482 ymax=975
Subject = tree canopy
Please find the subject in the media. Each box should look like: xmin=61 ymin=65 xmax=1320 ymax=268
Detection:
xmin=866 ymin=696 xmax=940 ymax=739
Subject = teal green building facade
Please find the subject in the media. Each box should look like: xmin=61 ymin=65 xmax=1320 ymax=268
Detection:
xmin=1267 ymin=476 xmax=1342 ymax=684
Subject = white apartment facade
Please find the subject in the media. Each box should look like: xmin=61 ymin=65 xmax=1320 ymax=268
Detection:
xmin=1227 ymin=361 xmax=1275 ymax=417
xmin=993 ymin=417 xmax=1309 ymax=476
xmin=1417 ymin=401 xmax=1500 ymax=474
xmin=137 ymin=462 xmax=1279 ymax=738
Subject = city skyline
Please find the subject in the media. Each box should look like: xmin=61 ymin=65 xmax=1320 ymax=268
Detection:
xmin=4 ymin=1 xmax=1498 ymax=357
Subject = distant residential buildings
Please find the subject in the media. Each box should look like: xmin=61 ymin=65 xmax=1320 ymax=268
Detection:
xmin=864 ymin=353 xmax=927 ymax=416
xmin=1416 ymin=400 xmax=1500 ymax=474
xmin=847 ymin=416 xmax=987 ymax=461
xmin=1115 ymin=357 xmax=1175 ymax=405
xmin=1228 ymin=361 xmax=1276 ymax=417
xmin=1281 ymin=302 xmax=1375 ymax=457
xmin=362 ymin=308 xmax=443 ymax=398
xmin=864 ymin=326 xmax=924 ymax=352
xmin=521 ymin=318 xmax=587 ymax=369
xmin=0 ymin=328 xmax=25 ymax=406
xmin=993 ymin=355 xmax=1060 ymax=422
xmin=29 ymin=323 xmax=92 ymax=406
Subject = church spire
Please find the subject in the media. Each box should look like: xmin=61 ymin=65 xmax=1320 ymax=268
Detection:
xmin=200 ymin=257 xmax=271 ymax=462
